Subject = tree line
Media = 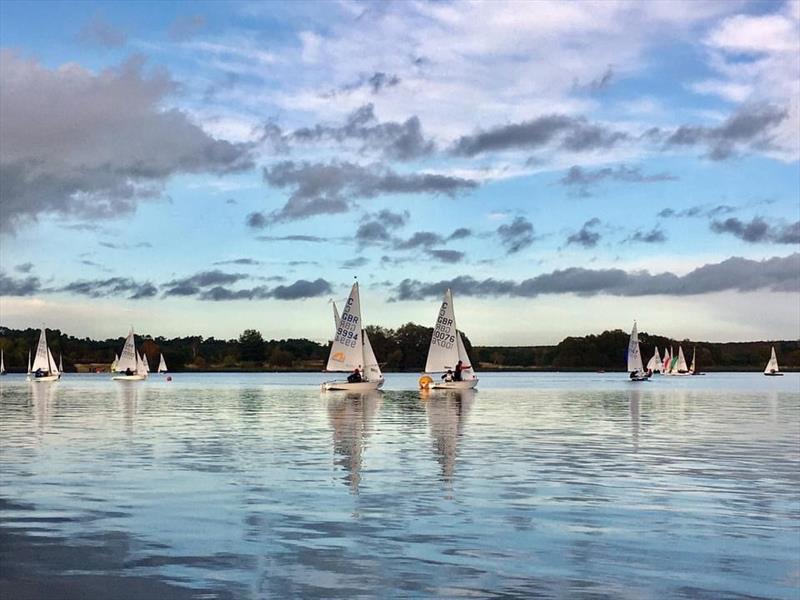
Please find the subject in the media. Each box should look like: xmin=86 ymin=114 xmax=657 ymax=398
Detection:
xmin=0 ymin=326 xmax=796 ymax=372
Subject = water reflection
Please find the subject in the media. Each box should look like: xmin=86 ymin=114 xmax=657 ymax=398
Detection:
xmin=326 ymin=391 xmax=382 ymax=492
xmin=628 ymin=389 xmax=640 ymax=452
xmin=421 ymin=389 xmax=475 ymax=483
xmin=30 ymin=380 xmax=57 ymax=438
xmin=116 ymin=381 xmax=145 ymax=435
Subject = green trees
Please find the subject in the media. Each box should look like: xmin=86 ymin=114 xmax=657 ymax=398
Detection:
xmin=238 ymin=329 xmax=265 ymax=362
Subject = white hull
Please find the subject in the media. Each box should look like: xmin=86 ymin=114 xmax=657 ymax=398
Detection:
xmin=112 ymin=375 xmax=147 ymax=381
xmin=430 ymin=379 xmax=479 ymax=390
xmin=322 ymin=379 xmax=384 ymax=392
xmin=27 ymin=374 xmax=60 ymax=382
xmin=663 ymin=372 xmax=692 ymax=377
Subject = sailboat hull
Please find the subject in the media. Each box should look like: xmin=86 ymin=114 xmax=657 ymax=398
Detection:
xmin=27 ymin=374 xmax=60 ymax=382
xmin=112 ymin=374 xmax=147 ymax=381
xmin=321 ymin=379 xmax=384 ymax=391
xmin=764 ymin=373 xmax=784 ymax=377
xmin=430 ymin=379 xmax=479 ymax=390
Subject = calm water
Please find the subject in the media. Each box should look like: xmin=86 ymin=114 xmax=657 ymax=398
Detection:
xmin=1 ymin=372 xmax=798 ymax=599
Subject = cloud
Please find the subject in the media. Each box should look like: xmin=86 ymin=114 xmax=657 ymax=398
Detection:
xmin=447 ymin=227 xmax=472 ymax=241
xmin=559 ymin=164 xmax=677 ymax=196
xmin=427 ymin=249 xmax=464 ymax=263
xmin=566 ymin=218 xmax=601 ymax=248
xmin=0 ymin=271 xmax=41 ymax=296
xmin=268 ymin=278 xmax=333 ymax=300
xmin=393 ymin=231 xmax=443 ymax=250
xmin=212 ymin=258 xmax=262 ymax=266
xmin=99 ymin=241 xmax=152 ymax=250
xmin=169 ymin=15 xmax=206 ymax=41
xmin=291 ymin=104 xmax=434 ymax=161
xmin=261 ymin=160 xmax=477 ymax=223
xmin=451 ymin=114 xmax=628 ymax=157
xmin=15 ymin=262 xmax=34 ymax=273
xmin=659 ymin=204 xmax=736 ymax=218
xmin=163 ymin=270 xmax=248 ymax=297
xmin=710 ymin=217 xmax=800 ymax=244
xmin=627 ymin=227 xmax=667 ymax=244
xmin=0 ymin=52 xmax=253 ymax=232
xmin=497 ymin=216 xmax=535 ymax=254
xmin=329 ymin=72 xmax=401 ymax=96
xmin=355 ymin=209 xmax=409 ymax=246
xmin=246 ymin=212 xmax=268 ymax=229
xmin=341 ymin=257 xmax=369 ymax=269
xmin=255 ymin=234 xmax=326 ymax=242
xmin=392 ymin=253 xmax=800 ymax=300
xmin=58 ymin=277 xmax=157 ymax=299
xmin=663 ymin=103 xmax=789 ymax=160
xmin=77 ymin=15 xmax=127 ymax=48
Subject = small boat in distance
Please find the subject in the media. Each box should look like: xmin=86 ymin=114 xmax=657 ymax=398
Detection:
xmin=764 ymin=346 xmax=784 ymax=376
xmin=627 ymin=322 xmax=650 ymax=381
xmin=26 ymin=328 xmax=61 ymax=382
xmin=0 ymin=348 xmax=5 ymax=375
xmin=646 ymin=346 xmax=662 ymax=374
xmin=419 ymin=289 xmax=478 ymax=389
xmin=112 ymin=328 xmax=148 ymax=381
xmin=322 ymin=282 xmax=384 ymax=391
xmin=158 ymin=354 xmax=168 ymax=374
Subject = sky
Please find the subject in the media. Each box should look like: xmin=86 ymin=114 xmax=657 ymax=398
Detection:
xmin=0 ymin=0 xmax=798 ymax=345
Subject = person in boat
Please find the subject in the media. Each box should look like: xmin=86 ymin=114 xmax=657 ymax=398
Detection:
xmin=34 ymin=367 xmax=44 ymax=378
xmin=629 ymin=370 xmax=638 ymax=380
xmin=125 ymin=367 xmax=133 ymax=376
xmin=347 ymin=368 xmax=362 ymax=384
xmin=442 ymin=369 xmax=454 ymax=382
xmin=454 ymin=360 xmax=464 ymax=381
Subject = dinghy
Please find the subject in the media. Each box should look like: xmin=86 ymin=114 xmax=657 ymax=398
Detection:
xmin=419 ymin=289 xmax=478 ymax=389
xmin=322 ymin=283 xmax=384 ymax=391
xmin=26 ymin=328 xmax=61 ymax=382
xmin=646 ymin=346 xmax=662 ymax=374
xmin=0 ymin=349 xmax=5 ymax=375
xmin=112 ymin=329 xmax=148 ymax=381
xmin=764 ymin=346 xmax=784 ymax=376
xmin=665 ymin=345 xmax=691 ymax=376
xmin=111 ymin=353 xmax=119 ymax=372
xmin=158 ymin=354 xmax=168 ymax=374
xmin=627 ymin=322 xmax=650 ymax=381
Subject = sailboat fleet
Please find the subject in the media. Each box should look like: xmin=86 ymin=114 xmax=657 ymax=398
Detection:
xmin=3 ymin=297 xmax=790 ymax=384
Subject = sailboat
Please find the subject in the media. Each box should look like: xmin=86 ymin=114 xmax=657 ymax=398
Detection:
xmin=59 ymin=353 xmax=64 ymax=374
xmin=662 ymin=347 xmax=672 ymax=374
xmin=322 ymin=282 xmax=384 ymax=391
xmin=26 ymin=328 xmax=61 ymax=382
xmin=0 ymin=349 xmax=5 ymax=375
xmin=157 ymin=354 xmax=168 ymax=374
xmin=689 ymin=346 xmax=705 ymax=375
xmin=110 ymin=353 xmax=119 ymax=372
xmin=627 ymin=322 xmax=650 ymax=381
xmin=419 ymin=289 xmax=479 ymax=390
xmin=764 ymin=346 xmax=784 ymax=376
xmin=664 ymin=345 xmax=691 ymax=376
xmin=140 ymin=353 xmax=150 ymax=374
xmin=112 ymin=328 xmax=148 ymax=381
xmin=646 ymin=346 xmax=662 ymax=374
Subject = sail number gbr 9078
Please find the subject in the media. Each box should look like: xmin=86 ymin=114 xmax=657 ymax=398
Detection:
xmin=335 ymin=298 xmax=360 ymax=348
xmin=432 ymin=302 xmax=456 ymax=350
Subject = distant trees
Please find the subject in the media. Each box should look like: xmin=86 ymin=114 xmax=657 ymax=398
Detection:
xmin=0 ymin=325 xmax=796 ymax=372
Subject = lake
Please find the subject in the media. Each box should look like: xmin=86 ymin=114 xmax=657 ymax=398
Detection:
xmin=1 ymin=372 xmax=798 ymax=599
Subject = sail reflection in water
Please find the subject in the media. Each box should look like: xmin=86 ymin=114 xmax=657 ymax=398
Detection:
xmin=326 ymin=391 xmax=382 ymax=491
xmin=422 ymin=389 xmax=475 ymax=483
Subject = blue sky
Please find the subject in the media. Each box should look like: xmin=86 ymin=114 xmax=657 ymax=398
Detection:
xmin=1 ymin=0 xmax=798 ymax=345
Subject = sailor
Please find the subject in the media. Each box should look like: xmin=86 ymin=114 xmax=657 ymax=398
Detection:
xmin=347 ymin=368 xmax=362 ymax=383
xmin=442 ymin=369 xmax=454 ymax=382
xmin=454 ymin=360 xmax=465 ymax=381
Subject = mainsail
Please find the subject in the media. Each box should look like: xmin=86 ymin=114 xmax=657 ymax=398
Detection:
xmin=141 ymin=353 xmax=150 ymax=373
xmin=627 ymin=322 xmax=645 ymax=373
xmin=662 ymin=348 xmax=672 ymax=373
xmin=646 ymin=346 xmax=662 ymax=373
xmin=764 ymin=346 xmax=780 ymax=374
xmin=326 ymin=283 xmax=365 ymax=373
xmin=690 ymin=347 xmax=696 ymax=374
xmin=676 ymin=346 xmax=689 ymax=372
xmin=425 ymin=289 xmax=460 ymax=373
xmin=0 ymin=349 xmax=5 ymax=374
xmin=158 ymin=354 xmax=168 ymax=373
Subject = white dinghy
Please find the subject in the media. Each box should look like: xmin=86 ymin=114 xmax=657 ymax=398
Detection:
xmin=26 ymin=328 xmax=61 ymax=382
xmin=322 ymin=283 xmax=384 ymax=392
xmin=764 ymin=346 xmax=784 ymax=376
xmin=627 ymin=322 xmax=650 ymax=382
xmin=158 ymin=354 xmax=168 ymax=374
xmin=0 ymin=348 xmax=5 ymax=375
xmin=665 ymin=345 xmax=691 ymax=376
xmin=112 ymin=329 xmax=148 ymax=381
xmin=419 ymin=289 xmax=478 ymax=390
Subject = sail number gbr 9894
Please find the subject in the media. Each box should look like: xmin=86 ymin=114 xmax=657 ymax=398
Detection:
xmin=432 ymin=302 xmax=456 ymax=349
xmin=335 ymin=297 xmax=360 ymax=348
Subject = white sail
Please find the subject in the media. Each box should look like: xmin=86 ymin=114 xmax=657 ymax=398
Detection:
xmin=140 ymin=353 xmax=150 ymax=373
xmin=627 ymin=322 xmax=645 ymax=373
xmin=690 ymin=347 xmax=696 ymax=374
xmin=47 ymin=348 xmax=60 ymax=375
xmin=31 ymin=329 xmax=53 ymax=373
xmin=425 ymin=289 xmax=460 ymax=373
xmin=27 ymin=350 xmax=31 ymax=374
xmin=764 ymin=346 xmax=780 ymax=374
xmin=111 ymin=354 xmax=119 ymax=371
xmin=59 ymin=353 xmax=63 ymax=373
xmin=333 ymin=301 xmax=341 ymax=329
xmin=646 ymin=346 xmax=661 ymax=372
xmin=362 ymin=331 xmax=383 ymax=382
xmin=158 ymin=354 xmax=168 ymax=373
xmin=676 ymin=346 xmax=689 ymax=372
xmin=0 ymin=349 xmax=4 ymax=374
xmin=326 ymin=283 xmax=365 ymax=372
xmin=455 ymin=331 xmax=477 ymax=380
xmin=116 ymin=329 xmax=139 ymax=373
